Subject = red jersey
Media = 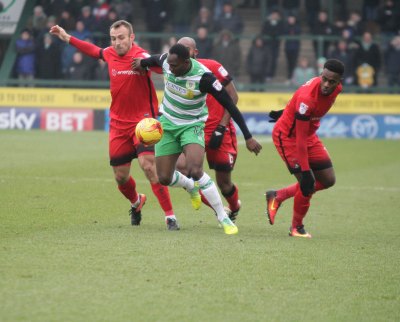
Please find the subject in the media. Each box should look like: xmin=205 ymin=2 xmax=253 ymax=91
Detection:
xmin=197 ymin=58 xmax=236 ymax=135
xmin=69 ymin=37 xmax=158 ymax=127
xmin=275 ymin=77 xmax=342 ymax=138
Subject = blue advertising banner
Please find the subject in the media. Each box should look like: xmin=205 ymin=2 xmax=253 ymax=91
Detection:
xmin=235 ymin=113 xmax=400 ymax=139
xmin=0 ymin=108 xmax=40 ymax=130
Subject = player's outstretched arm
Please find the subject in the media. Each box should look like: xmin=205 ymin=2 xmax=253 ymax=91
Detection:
xmin=49 ymin=25 xmax=71 ymax=43
xmin=50 ymin=25 xmax=101 ymax=59
xmin=200 ymin=73 xmax=262 ymax=155
xmin=132 ymin=54 xmax=165 ymax=71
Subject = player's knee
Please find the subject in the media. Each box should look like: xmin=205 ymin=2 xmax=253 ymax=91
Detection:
xmin=321 ymin=176 xmax=336 ymax=189
xmin=114 ymin=172 xmax=129 ymax=185
xmin=141 ymin=163 xmax=154 ymax=177
xmin=325 ymin=176 xmax=336 ymax=188
xmin=158 ymin=175 xmax=172 ymax=186
xmin=188 ymin=168 xmax=203 ymax=181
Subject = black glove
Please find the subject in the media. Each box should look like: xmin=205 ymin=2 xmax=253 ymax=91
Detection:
xmin=208 ymin=124 xmax=226 ymax=149
xmin=300 ymin=170 xmax=315 ymax=197
xmin=268 ymin=109 xmax=283 ymax=123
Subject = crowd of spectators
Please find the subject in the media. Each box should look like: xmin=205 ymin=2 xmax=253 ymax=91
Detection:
xmin=10 ymin=0 xmax=400 ymax=91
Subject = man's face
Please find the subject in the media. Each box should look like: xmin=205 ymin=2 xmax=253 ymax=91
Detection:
xmin=110 ymin=26 xmax=134 ymax=56
xmin=167 ymin=53 xmax=190 ymax=76
xmin=320 ymin=69 xmax=341 ymax=95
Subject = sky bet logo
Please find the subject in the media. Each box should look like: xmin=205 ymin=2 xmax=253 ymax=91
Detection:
xmin=0 ymin=108 xmax=40 ymax=130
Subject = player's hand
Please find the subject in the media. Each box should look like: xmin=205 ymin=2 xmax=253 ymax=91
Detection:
xmin=208 ymin=124 xmax=225 ymax=149
xmin=49 ymin=25 xmax=70 ymax=43
xmin=245 ymin=137 xmax=262 ymax=155
xmin=132 ymin=58 xmax=143 ymax=71
xmin=268 ymin=109 xmax=283 ymax=123
xmin=300 ymin=170 xmax=315 ymax=196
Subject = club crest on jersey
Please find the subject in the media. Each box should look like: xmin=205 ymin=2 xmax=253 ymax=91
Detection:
xmin=186 ymin=80 xmax=195 ymax=90
xmin=212 ymin=80 xmax=223 ymax=91
xmin=299 ymin=102 xmax=309 ymax=114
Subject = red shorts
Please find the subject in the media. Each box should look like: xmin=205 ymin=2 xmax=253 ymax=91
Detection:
xmin=109 ymin=119 xmax=154 ymax=167
xmin=205 ymin=127 xmax=238 ymax=172
xmin=272 ymin=130 xmax=332 ymax=174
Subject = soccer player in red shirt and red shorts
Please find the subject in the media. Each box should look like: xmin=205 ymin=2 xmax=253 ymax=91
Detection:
xmin=266 ymin=59 xmax=344 ymax=238
xmin=50 ymin=21 xmax=179 ymax=230
xmin=176 ymin=37 xmax=242 ymax=221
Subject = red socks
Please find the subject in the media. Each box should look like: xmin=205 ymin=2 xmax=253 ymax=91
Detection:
xmin=222 ymin=184 xmax=240 ymax=212
xmin=276 ymin=180 xmax=326 ymax=203
xmin=276 ymin=183 xmax=298 ymax=202
xmin=292 ymin=187 xmax=311 ymax=228
xmin=291 ymin=181 xmax=325 ymax=228
xmin=118 ymin=176 xmax=138 ymax=203
xmin=151 ymin=182 xmax=174 ymax=216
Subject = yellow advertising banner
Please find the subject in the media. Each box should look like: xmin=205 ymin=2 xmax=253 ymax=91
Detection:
xmin=0 ymin=87 xmax=399 ymax=114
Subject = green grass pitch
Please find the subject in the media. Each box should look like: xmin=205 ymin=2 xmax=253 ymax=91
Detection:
xmin=1 ymin=130 xmax=399 ymax=322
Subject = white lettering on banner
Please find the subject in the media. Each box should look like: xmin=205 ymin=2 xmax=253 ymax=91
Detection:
xmin=0 ymin=109 xmax=36 ymax=130
xmin=319 ymin=117 xmax=348 ymax=137
xmin=46 ymin=112 xmax=88 ymax=131
xmin=385 ymin=131 xmax=400 ymax=139
xmin=384 ymin=116 xmax=400 ymax=125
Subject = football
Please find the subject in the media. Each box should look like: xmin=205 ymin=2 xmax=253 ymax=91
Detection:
xmin=135 ymin=118 xmax=163 ymax=145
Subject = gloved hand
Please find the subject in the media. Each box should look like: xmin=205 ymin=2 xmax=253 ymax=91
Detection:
xmin=268 ymin=109 xmax=283 ymax=123
xmin=208 ymin=124 xmax=226 ymax=149
xmin=300 ymin=170 xmax=315 ymax=196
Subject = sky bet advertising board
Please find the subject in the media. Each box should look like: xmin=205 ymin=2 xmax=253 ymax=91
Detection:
xmin=0 ymin=88 xmax=399 ymax=139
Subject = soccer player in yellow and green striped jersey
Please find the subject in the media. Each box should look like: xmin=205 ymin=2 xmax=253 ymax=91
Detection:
xmin=132 ymin=44 xmax=261 ymax=235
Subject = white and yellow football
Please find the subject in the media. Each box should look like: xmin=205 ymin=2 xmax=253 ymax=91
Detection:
xmin=135 ymin=118 xmax=163 ymax=145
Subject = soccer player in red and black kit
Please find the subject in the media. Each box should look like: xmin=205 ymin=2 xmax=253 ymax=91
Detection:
xmin=176 ymin=37 xmax=242 ymax=221
xmin=266 ymin=59 xmax=344 ymax=238
xmin=50 ymin=21 xmax=179 ymax=230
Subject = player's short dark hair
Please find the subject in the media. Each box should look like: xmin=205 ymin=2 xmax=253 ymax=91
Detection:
xmin=324 ymin=59 xmax=344 ymax=76
xmin=169 ymin=44 xmax=190 ymax=60
xmin=110 ymin=20 xmax=133 ymax=34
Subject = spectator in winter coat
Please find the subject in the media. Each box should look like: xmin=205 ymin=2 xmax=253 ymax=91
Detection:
xmin=35 ymin=33 xmax=63 ymax=80
xmin=246 ymin=36 xmax=269 ymax=88
xmin=15 ymin=29 xmax=35 ymax=84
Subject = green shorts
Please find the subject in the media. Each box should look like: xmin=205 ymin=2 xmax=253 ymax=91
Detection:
xmin=155 ymin=115 xmax=205 ymax=157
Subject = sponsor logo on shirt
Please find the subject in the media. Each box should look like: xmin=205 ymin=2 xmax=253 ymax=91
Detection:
xmin=166 ymin=80 xmax=187 ymax=95
xmin=111 ymin=69 xmax=141 ymax=76
xmin=212 ymin=80 xmax=223 ymax=91
xmin=299 ymin=102 xmax=308 ymax=114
